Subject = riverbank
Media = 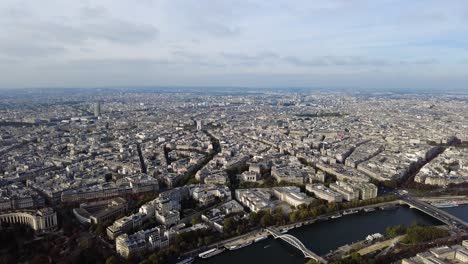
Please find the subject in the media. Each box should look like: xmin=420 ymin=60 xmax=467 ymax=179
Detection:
xmin=188 ymin=201 xmax=400 ymax=260
xmin=195 ymin=204 xmax=443 ymax=264
xmin=178 ymin=198 xmax=468 ymax=263
xmin=202 ymin=200 xmax=402 ymax=254
xmin=323 ymin=234 xmax=406 ymax=261
xmin=187 ymin=196 xmax=468 ymax=263
xmin=357 ymin=235 xmax=405 ymax=256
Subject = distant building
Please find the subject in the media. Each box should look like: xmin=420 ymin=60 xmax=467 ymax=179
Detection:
xmin=116 ymin=226 xmax=174 ymax=259
xmin=190 ymin=185 xmax=231 ymax=207
xmin=204 ymin=172 xmax=228 ymax=185
xmin=107 ymin=212 xmax=144 ymax=240
xmin=306 ymin=184 xmax=343 ymax=203
xmin=271 ymin=165 xmax=309 ymax=184
xmin=196 ymin=120 xmax=203 ymax=130
xmin=235 ymin=188 xmax=273 ymax=212
xmin=160 ymin=173 xmax=183 ymax=188
xmin=73 ymin=197 xmax=127 ymax=225
xmin=309 ymin=170 xmax=326 ymax=183
xmin=401 ymin=241 xmax=468 ymax=264
xmin=272 ymin=186 xmax=315 ymax=207
xmin=354 ymin=182 xmax=378 ymax=200
xmin=94 ymin=102 xmax=101 ymax=117
xmin=155 ymin=210 xmax=180 ymax=227
xmin=0 ymin=183 xmax=45 ymax=211
xmin=329 ymin=181 xmax=359 ymax=201
xmin=240 ymin=171 xmax=260 ymax=182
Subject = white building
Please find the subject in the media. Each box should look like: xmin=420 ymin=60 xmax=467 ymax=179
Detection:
xmin=272 ymin=186 xmax=314 ymax=207
xmin=306 ymin=184 xmax=343 ymax=203
xmin=0 ymin=208 xmax=57 ymax=233
xmin=235 ymin=188 xmax=273 ymax=212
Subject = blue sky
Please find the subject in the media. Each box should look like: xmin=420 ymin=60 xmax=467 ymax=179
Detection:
xmin=0 ymin=0 xmax=467 ymax=90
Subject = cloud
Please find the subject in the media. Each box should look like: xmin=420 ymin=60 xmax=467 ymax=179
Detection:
xmin=283 ymin=56 xmax=391 ymax=67
xmin=0 ymin=42 xmax=65 ymax=58
xmin=169 ymin=51 xmax=226 ymax=68
xmin=56 ymin=57 xmax=228 ymax=73
xmin=398 ymin=59 xmax=439 ymax=65
xmin=220 ymin=52 xmax=278 ymax=66
xmin=79 ymin=6 xmax=108 ymax=19
xmin=13 ymin=18 xmax=158 ymax=45
xmin=172 ymin=50 xmax=203 ymax=60
xmin=82 ymin=20 xmax=158 ymax=44
xmin=159 ymin=0 xmax=251 ymax=37
xmin=218 ymin=52 xmax=437 ymax=68
xmin=194 ymin=22 xmax=241 ymax=37
xmin=0 ymin=4 xmax=158 ymax=59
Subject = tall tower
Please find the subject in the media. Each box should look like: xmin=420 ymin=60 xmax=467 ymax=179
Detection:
xmin=94 ymin=102 xmax=101 ymax=117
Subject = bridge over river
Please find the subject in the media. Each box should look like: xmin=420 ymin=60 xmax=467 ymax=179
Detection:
xmin=266 ymin=227 xmax=328 ymax=264
xmin=400 ymin=195 xmax=468 ymax=230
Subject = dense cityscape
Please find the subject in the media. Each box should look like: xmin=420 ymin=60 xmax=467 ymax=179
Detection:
xmin=0 ymin=88 xmax=467 ymax=264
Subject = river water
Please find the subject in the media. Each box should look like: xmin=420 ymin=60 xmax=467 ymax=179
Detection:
xmin=197 ymin=204 xmax=468 ymax=264
xmin=441 ymin=204 xmax=468 ymax=222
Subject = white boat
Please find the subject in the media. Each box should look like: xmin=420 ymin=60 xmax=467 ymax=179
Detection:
xmin=431 ymin=201 xmax=459 ymax=208
xmin=364 ymin=208 xmax=375 ymax=212
xmin=227 ymin=245 xmax=237 ymax=250
xmin=198 ymin=248 xmax=225 ymax=259
xmin=280 ymin=229 xmax=289 ymax=234
xmin=254 ymin=236 xmax=268 ymax=242
xmin=343 ymin=210 xmax=358 ymax=215
xmin=331 ymin=213 xmax=342 ymax=219
xmin=234 ymin=241 xmax=252 ymax=250
xmin=380 ymin=205 xmax=397 ymax=210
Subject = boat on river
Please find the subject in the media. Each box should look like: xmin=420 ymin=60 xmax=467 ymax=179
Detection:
xmin=198 ymin=248 xmax=225 ymax=259
xmin=431 ymin=201 xmax=459 ymax=208
xmin=343 ymin=209 xmax=358 ymax=215
xmin=331 ymin=213 xmax=342 ymax=219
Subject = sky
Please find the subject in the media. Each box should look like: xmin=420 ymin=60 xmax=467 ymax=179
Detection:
xmin=0 ymin=0 xmax=467 ymax=90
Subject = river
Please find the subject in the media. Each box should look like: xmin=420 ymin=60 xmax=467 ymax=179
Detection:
xmin=196 ymin=204 xmax=468 ymax=264
xmin=440 ymin=204 xmax=468 ymax=222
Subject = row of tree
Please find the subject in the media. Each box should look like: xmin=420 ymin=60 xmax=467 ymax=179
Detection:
xmin=386 ymin=223 xmax=449 ymax=244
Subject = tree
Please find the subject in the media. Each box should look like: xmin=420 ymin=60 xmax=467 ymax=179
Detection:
xmin=386 ymin=225 xmax=406 ymax=238
xmin=403 ymin=225 xmax=449 ymax=244
xmin=331 ymin=252 xmax=371 ymax=264
xmin=105 ymin=256 xmax=120 ymax=264
xmin=327 ymin=202 xmax=339 ymax=212
xmin=223 ymin=217 xmax=236 ymax=234
xmin=260 ymin=213 xmax=274 ymax=227
xmin=289 ymin=211 xmax=298 ymax=223
xmin=191 ymin=215 xmax=201 ymax=225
